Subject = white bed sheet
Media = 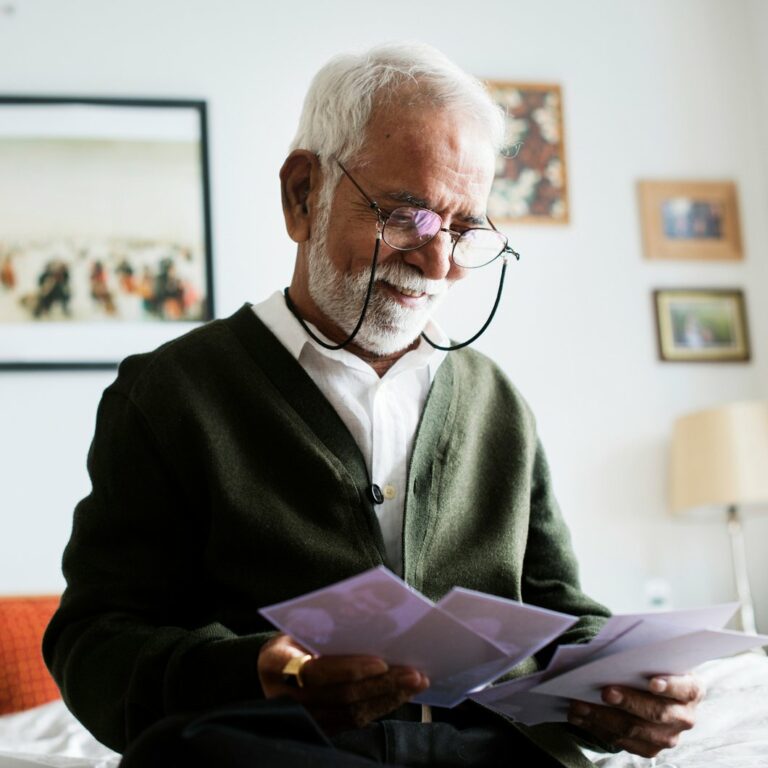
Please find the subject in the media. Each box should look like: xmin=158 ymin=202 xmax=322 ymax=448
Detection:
xmin=0 ymin=650 xmax=766 ymax=767
xmin=0 ymin=701 xmax=119 ymax=768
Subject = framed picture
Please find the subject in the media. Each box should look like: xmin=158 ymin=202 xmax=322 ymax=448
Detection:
xmin=638 ymin=180 xmax=742 ymax=261
xmin=653 ymin=289 xmax=750 ymax=362
xmin=484 ymin=81 xmax=569 ymax=224
xmin=0 ymin=96 xmax=214 ymax=369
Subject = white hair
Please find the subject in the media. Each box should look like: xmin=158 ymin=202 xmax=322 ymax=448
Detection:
xmin=290 ymin=41 xmax=505 ymax=215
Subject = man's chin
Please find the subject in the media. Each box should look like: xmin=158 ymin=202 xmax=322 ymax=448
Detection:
xmin=354 ymin=323 xmax=425 ymax=357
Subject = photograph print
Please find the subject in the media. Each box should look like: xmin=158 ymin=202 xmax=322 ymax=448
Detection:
xmin=0 ymin=97 xmax=213 ymax=368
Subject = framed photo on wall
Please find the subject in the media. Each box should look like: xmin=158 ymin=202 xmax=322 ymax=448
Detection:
xmin=653 ymin=289 xmax=750 ymax=362
xmin=484 ymin=81 xmax=569 ymax=224
xmin=638 ymin=180 xmax=742 ymax=261
xmin=0 ymin=96 xmax=214 ymax=369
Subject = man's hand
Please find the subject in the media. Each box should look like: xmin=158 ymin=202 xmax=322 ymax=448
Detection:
xmin=567 ymin=674 xmax=703 ymax=758
xmin=258 ymin=633 xmax=429 ymax=735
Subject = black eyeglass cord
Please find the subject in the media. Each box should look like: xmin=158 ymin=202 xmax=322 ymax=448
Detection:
xmin=420 ymin=256 xmax=508 ymax=351
xmin=284 ymin=233 xmax=382 ymax=351
xmin=284 ymin=236 xmax=512 ymax=354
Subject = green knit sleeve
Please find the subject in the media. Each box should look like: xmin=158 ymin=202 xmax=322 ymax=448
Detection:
xmin=42 ymin=388 xmax=274 ymax=753
xmin=521 ymin=438 xmax=611 ymax=655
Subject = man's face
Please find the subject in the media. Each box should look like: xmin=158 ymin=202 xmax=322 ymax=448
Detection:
xmin=306 ymin=106 xmax=496 ymax=356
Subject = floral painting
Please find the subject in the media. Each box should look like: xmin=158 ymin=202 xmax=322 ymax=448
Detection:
xmin=484 ymin=82 xmax=569 ymax=224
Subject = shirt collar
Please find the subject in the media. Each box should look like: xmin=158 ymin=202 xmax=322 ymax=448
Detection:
xmin=252 ymin=291 xmax=448 ymax=381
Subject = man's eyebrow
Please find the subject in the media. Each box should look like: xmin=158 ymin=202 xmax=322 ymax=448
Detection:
xmin=387 ymin=190 xmax=430 ymax=208
xmin=385 ymin=190 xmax=487 ymax=226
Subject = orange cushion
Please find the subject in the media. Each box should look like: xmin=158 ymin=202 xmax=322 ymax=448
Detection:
xmin=0 ymin=595 xmax=62 ymax=714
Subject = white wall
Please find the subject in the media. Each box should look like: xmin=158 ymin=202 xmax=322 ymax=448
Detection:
xmin=748 ymin=0 xmax=768 ymax=403
xmin=1 ymin=0 xmax=766 ymax=627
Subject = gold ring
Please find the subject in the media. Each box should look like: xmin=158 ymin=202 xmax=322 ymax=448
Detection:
xmin=281 ymin=653 xmax=313 ymax=688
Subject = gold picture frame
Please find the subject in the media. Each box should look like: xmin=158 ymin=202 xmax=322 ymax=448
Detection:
xmin=653 ymin=289 xmax=750 ymax=362
xmin=638 ymin=180 xmax=742 ymax=261
xmin=484 ymin=81 xmax=569 ymax=224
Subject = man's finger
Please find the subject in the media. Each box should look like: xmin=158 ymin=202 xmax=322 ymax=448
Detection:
xmin=312 ymin=684 xmax=428 ymax=735
xmin=300 ymin=667 xmax=428 ymax=706
xmin=568 ymin=701 xmax=688 ymax=751
xmin=259 ymin=636 xmax=395 ymax=701
xmin=647 ymin=674 xmax=704 ymax=703
xmin=599 ymin=686 xmax=696 ymax=728
xmin=571 ymin=720 xmax=672 ymax=759
xmin=301 ymin=655 xmax=390 ymax=687
xmin=612 ymin=737 xmax=676 ymax=759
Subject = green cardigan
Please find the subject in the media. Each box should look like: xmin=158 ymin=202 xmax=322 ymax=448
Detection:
xmin=43 ymin=304 xmax=609 ymax=765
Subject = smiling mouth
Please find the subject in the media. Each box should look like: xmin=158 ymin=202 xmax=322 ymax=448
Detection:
xmin=380 ymin=281 xmax=427 ymax=299
xmin=396 ymin=286 xmax=425 ymax=298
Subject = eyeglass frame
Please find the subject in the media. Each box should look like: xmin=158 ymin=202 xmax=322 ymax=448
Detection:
xmin=283 ymin=156 xmax=519 ymax=353
xmin=334 ymin=159 xmax=520 ymax=268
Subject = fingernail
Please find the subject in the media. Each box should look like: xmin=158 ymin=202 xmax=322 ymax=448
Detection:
xmin=363 ymin=659 xmax=389 ymax=676
xmin=396 ymin=669 xmax=422 ymax=686
xmin=650 ymin=678 xmax=668 ymax=693
xmin=604 ymin=687 xmax=623 ymax=705
xmin=569 ymin=716 xmax=584 ymax=727
xmin=572 ymin=702 xmax=591 ymax=717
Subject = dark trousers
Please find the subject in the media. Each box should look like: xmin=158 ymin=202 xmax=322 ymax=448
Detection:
xmin=120 ymin=699 xmax=568 ymax=767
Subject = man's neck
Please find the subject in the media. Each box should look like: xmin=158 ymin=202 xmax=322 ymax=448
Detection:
xmin=344 ymin=337 xmax=421 ymax=377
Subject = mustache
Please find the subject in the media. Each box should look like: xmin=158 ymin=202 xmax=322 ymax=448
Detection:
xmin=372 ymin=260 xmax=448 ymax=296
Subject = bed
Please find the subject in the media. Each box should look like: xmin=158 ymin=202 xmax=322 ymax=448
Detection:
xmin=1 ymin=595 xmax=767 ymax=768
xmin=0 ymin=595 xmax=119 ymax=768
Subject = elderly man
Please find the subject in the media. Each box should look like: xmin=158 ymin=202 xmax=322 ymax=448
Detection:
xmin=44 ymin=43 xmax=701 ymax=767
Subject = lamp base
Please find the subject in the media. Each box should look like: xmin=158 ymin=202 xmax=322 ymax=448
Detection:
xmin=727 ymin=505 xmax=757 ymax=634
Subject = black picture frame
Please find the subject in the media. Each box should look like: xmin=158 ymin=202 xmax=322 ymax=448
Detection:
xmin=0 ymin=96 xmax=214 ymax=370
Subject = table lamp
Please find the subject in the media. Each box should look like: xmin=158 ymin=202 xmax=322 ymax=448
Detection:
xmin=669 ymin=401 xmax=768 ymax=634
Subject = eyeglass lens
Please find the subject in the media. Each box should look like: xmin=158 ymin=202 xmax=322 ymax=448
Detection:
xmin=453 ymin=229 xmax=508 ymax=269
xmin=384 ymin=208 xmax=442 ymax=249
xmin=382 ymin=206 xmax=507 ymax=269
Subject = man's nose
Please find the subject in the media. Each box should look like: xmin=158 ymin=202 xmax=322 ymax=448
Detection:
xmin=401 ymin=231 xmax=453 ymax=280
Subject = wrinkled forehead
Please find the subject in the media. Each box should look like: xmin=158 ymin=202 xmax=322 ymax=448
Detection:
xmin=349 ymin=106 xmax=496 ymax=216
xmin=358 ymin=96 xmax=497 ymax=168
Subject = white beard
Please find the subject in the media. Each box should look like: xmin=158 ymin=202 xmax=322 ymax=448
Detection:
xmin=306 ymin=237 xmax=448 ymax=356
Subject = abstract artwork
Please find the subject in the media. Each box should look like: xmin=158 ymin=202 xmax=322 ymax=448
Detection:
xmin=0 ymin=97 xmax=213 ymax=368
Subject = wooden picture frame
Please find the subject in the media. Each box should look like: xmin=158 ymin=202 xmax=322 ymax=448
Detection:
xmin=0 ymin=96 xmax=214 ymax=369
xmin=653 ymin=289 xmax=750 ymax=362
xmin=484 ymin=81 xmax=569 ymax=224
xmin=638 ymin=180 xmax=742 ymax=261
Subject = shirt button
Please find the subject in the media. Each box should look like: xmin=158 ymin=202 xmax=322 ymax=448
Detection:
xmin=383 ymin=484 xmax=396 ymax=500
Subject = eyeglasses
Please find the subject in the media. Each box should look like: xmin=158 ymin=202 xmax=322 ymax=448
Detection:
xmin=335 ymin=160 xmax=519 ymax=269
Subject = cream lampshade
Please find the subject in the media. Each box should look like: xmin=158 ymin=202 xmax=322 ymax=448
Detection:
xmin=670 ymin=401 xmax=768 ymax=633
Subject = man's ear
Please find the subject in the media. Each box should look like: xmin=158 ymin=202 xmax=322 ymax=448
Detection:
xmin=280 ymin=150 xmax=322 ymax=243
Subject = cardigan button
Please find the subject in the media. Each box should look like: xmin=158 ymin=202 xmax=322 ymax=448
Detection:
xmin=368 ymin=484 xmax=384 ymax=504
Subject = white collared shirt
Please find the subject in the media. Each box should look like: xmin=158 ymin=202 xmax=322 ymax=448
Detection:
xmin=253 ymin=291 xmax=447 ymax=574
